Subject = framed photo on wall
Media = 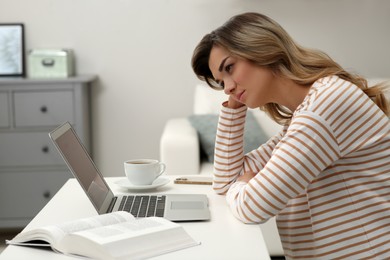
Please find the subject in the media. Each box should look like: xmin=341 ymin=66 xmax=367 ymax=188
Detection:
xmin=0 ymin=23 xmax=25 ymax=77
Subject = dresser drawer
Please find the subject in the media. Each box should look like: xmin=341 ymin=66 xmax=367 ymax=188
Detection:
xmin=0 ymin=132 xmax=64 ymax=167
xmin=0 ymin=170 xmax=72 ymax=219
xmin=14 ymin=90 xmax=74 ymax=127
xmin=0 ymin=76 xmax=93 ymax=229
xmin=0 ymin=92 xmax=9 ymax=128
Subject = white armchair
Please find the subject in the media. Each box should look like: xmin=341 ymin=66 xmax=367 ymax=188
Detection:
xmin=160 ymin=84 xmax=284 ymax=257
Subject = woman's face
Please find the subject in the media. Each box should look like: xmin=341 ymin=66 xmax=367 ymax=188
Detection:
xmin=208 ymin=45 xmax=277 ymax=108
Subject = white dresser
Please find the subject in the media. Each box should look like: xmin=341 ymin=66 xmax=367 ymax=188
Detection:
xmin=0 ymin=75 xmax=96 ymax=228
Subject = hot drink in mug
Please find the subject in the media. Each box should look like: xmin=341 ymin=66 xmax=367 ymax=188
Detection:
xmin=124 ymin=159 xmax=166 ymax=185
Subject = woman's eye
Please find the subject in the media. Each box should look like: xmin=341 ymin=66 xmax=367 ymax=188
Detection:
xmin=225 ymin=64 xmax=233 ymax=73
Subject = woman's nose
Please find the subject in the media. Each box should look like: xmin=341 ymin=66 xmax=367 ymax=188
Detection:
xmin=223 ymin=77 xmax=235 ymax=95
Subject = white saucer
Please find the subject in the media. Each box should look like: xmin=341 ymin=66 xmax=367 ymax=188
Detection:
xmin=115 ymin=177 xmax=170 ymax=191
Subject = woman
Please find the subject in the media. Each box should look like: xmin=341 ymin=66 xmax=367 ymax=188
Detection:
xmin=191 ymin=12 xmax=390 ymax=259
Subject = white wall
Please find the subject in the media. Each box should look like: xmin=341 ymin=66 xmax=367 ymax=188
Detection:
xmin=1 ymin=0 xmax=389 ymax=177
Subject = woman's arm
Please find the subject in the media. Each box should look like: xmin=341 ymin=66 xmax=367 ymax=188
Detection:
xmin=212 ymin=105 xmax=246 ymax=194
xmin=226 ymin=111 xmax=340 ymax=224
xmin=212 ymin=103 xmax=284 ymax=194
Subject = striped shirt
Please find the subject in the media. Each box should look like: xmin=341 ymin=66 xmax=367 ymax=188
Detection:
xmin=213 ymin=76 xmax=390 ymax=259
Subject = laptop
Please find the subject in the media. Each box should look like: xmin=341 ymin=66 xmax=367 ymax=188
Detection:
xmin=49 ymin=122 xmax=210 ymax=222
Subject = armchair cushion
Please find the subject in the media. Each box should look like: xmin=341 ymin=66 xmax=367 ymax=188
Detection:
xmin=188 ymin=111 xmax=268 ymax=162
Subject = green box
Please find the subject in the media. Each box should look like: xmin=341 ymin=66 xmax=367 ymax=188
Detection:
xmin=28 ymin=49 xmax=74 ymax=78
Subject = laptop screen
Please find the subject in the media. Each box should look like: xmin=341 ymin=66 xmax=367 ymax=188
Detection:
xmin=50 ymin=122 xmax=112 ymax=211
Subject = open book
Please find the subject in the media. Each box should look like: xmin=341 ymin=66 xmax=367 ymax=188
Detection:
xmin=6 ymin=211 xmax=199 ymax=260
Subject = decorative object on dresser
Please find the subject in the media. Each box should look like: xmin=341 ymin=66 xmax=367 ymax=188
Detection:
xmin=0 ymin=75 xmax=96 ymax=229
xmin=28 ymin=49 xmax=74 ymax=78
xmin=0 ymin=23 xmax=25 ymax=77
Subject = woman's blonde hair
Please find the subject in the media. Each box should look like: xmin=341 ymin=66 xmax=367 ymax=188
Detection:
xmin=192 ymin=12 xmax=389 ymax=124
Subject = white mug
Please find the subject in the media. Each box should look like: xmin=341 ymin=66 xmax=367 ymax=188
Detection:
xmin=124 ymin=159 xmax=166 ymax=185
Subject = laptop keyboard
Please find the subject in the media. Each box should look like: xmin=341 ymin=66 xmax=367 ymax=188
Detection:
xmin=118 ymin=195 xmax=166 ymax=218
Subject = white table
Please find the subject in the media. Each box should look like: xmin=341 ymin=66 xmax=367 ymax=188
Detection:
xmin=0 ymin=176 xmax=270 ymax=260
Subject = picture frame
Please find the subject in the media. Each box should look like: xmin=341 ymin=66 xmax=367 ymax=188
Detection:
xmin=0 ymin=23 xmax=25 ymax=77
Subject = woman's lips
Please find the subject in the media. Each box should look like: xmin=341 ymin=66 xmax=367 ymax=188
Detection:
xmin=236 ymin=91 xmax=245 ymax=102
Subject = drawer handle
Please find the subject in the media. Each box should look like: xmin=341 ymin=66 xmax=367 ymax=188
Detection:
xmin=42 ymin=146 xmax=49 ymax=153
xmin=40 ymin=106 xmax=48 ymax=113
xmin=43 ymin=191 xmax=51 ymax=199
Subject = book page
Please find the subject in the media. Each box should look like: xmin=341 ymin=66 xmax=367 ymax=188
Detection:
xmin=7 ymin=211 xmax=134 ymax=250
xmin=70 ymin=217 xmax=175 ymax=244
xmin=59 ymin=217 xmax=199 ymax=260
xmin=53 ymin=211 xmax=134 ymax=238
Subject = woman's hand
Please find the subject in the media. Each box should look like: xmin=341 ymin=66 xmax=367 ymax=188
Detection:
xmin=237 ymin=171 xmax=257 ymax=183
xmin=226 ymin=95 xmax=245 ymax=109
